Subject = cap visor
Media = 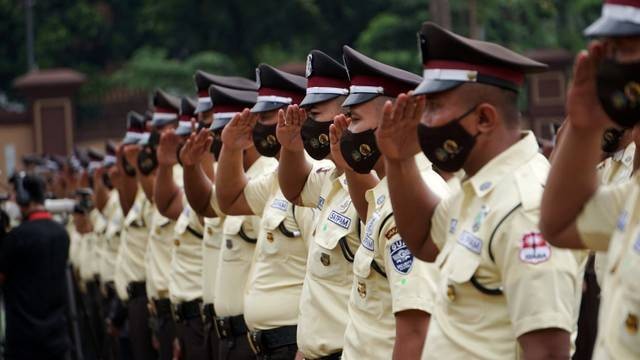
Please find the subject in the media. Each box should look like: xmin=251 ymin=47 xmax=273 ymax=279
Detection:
xmin=151 ymin=118 xmax=177 ymax=128
xmin=250 ymin=101 xmax=288 ymax=113
xmin=299 ymin=93 xmax=340 ymax=108
xmin=341 ymin=93 xmax=379 ymax=108
xmin=195 ymin=101 xmax=213 ymax=114
xmin=584 ymin=17 xmax=640 ymax=37
xmin=413 ymin=79 xmax=464 ymax=96
xmin=210 ymin=117 xmax=232 ymax=131
xmin=122 ymin=134 xmax=142 ymax=145
xmin=175 ymin=125 xmax=192 ymax=137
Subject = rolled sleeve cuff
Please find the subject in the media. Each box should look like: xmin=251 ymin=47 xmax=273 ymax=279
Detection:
xmin=512 ymin=312 xmax=573 ymax=338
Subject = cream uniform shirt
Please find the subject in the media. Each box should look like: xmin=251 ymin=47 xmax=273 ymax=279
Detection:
xmin=594 ymin=142 xmax=636 ymax=285
xmin=99 ymin=190 xmax=123 ymax=285
xmin=212 ymin=156 xmax=277 ymax=316
xmin=114 ymin=189 xmax=154 ymax=300
xmin=243 ymin=169 xmax=316 ymax=330
xmin=577 ymin=173 xmax=640 ymax=359
xmin=296 ymin=164 xmax=360 ymax=358
xmin=169 ymin=200 xmax=204 ymax=304
xmin=202 ymin=162 xmax=223 ymax=306
xmin=424 ymin=132 xmax=582 ymax=359
xmin=342 ymin=155 xmax=448 ymax=360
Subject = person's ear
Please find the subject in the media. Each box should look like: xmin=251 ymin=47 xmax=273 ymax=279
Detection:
xmin=476 ymin=103 xmax=499 ymax=133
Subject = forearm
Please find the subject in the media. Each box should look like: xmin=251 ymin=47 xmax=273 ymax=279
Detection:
xmin=183 ymin=164 xmax=216 ymax=217
xmin=138 ymin=174 xmax=156 ymax=204
xmin=386 ymin=158 xmax=440 ymax=261
xmin=541 ymin=123 xmax=601 ymax=239
xmin=393 ymin=310 xmax=429 ymax=360
xmin=154 ymin=164 xmax=183 ymax=219
xmin=278 ymin=148 xmax=312 ymax=204
xmin=518 ymin=328 xmax=570 ymax=360
xmin=215 ymin=146 xmax=249 ymax=212
xmin=118 ymin=176 xmax=137 ymax=215
xmin=344 ymin=170 xmax=379 ymax=220
xmin=94 ymin=185 xmax=109 ymax=213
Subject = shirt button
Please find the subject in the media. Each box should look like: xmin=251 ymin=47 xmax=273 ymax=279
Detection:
xmin=174 ymin=239 xmax=180 ymax=247
xmin=266 ymin=232 xmax=274 ymax=242
xmin=357 ymin=281 xmax=367 ymax=298
xmin=447 ymin=285 xmax=456 ymax=302
xmin=626 ymin=313 xmax=638 ymax=334
xmin=207 ymin=227 xmax=213 ymax=236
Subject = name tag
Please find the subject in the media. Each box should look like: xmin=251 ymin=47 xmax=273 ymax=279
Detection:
xmin=328 ymin=210 xmax=351 ymax=230
xmin=270 ymin=199 xmax=288 ymax=211
xmin=457 ymin=230 xmax=482 ymax=254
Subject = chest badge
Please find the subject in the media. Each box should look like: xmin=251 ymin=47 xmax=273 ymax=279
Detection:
xmin=320 ymin=253 xmax=331 ymax=266
xmin=472 ymin=205 xmax=490 ymax=233
xmin=357 ymin=281 xmax=367 ymax=298
xmin=626 ymin=313 xmax=638 ymax=334
xmin=266 ymin=232 xmax=274 ymax=243
xmin=226 ymin=239 xmax=233 ymax=249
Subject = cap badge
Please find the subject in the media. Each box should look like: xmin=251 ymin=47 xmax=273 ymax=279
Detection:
xmin=255 ymin=68 xmax=261 ymax=88
xmin=306 ymin=54 xmax=313 ymax=78
xmin=320 ymin=252 xmax=330 ymax=266
xmin=467 ymin=71 xmax=478 ymax=82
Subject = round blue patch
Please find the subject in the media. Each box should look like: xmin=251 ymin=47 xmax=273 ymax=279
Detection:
xmin=390 ymin=239 xmax=413 ymax=274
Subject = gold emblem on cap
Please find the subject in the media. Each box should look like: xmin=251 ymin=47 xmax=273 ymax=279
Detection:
xmin=359 ymin=144 xmax=372 ymax=156
xmin=443 ymin=139 xmax=459 ymax=154
xmin=319 ymin=133 xmax=329 ymax=145
xmin=467 ymin=71 xmax=478 ymax=81
xmin=626 ymin=313 xmax=638 ymax=334
xmin=320 ymin=253 xmax=330 ymax=266
xmin=357 ymin=281 xmax=367 ymax=298
xmin=266 ymin=232 xmax=274 ymax=242
xmin=447 ymin=284 xmax=456 ymax=301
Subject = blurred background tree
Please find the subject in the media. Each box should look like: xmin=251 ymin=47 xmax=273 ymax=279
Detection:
xmin=1 ymin=0 xmax=601 ymax=101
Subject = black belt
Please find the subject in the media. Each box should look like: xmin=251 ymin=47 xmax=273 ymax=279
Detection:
xmin=153 ymin=298 xmax=173 ymax=318
xmin=175 ymin=299 xmax=202 ymax=322
xmin=104 ymin=281 xmax=117 ymax=299
xmin=187 ymin=226 xmax=203 ymax=239
xmin=202 ymin=303 xmax=216 ymax=321
xmin=315 ymin=352 xmax=343 ymax=360
xmin=126 ymin=281 xmax=147 ymax=299
xmin=248 ymin=325 xmax=297 ymax=355
xmin=215 ymin=314 xmax=248 ymax=340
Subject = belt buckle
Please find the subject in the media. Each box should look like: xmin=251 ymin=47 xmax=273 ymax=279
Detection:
xmin=214 ymin=317 xmax=227 ymax=340
xmin=247 ymin=330 xmax=262 ymax=355
xmin=147 ymin=300 xmax=157 ymax=317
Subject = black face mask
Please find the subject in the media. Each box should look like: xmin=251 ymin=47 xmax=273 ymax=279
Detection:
xmin=597 ymin=59 xmax=640 ymax=128
xmin=252 ymin=122 xmax=280 ymax=158
xmin=339 ymin=128 xmax=380 ymax=174
xmin=137 ymin=145 xmax=158 ymax=176
xmin=209 ymin=129 xmax=223 ymax=161
xmin=301 ymin=117 xmax=332 ymax=160
xmin=417 ymin=105 xmax=479 ymax=173
xmin=601 ymin=127 xmax=625 ymax=154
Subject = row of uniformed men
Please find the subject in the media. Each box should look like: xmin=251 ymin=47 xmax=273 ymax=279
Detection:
xmin=69 ymin=5 xmax=640 ymax=360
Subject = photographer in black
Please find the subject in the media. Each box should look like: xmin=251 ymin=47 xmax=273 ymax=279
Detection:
xmin=0 ymin=173 xmax=71 ymax=359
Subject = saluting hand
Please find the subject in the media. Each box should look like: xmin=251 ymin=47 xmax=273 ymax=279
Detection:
xmin=221 ymin=109 xmax=256 ymax=151
xmin=566 ymin=41 xmax=612 ymax=131
xmin=329 ymin=114 xmax=352 ymax=171
xmin=157 ymin=129 xmax=181 ymax=166
xmin=180 ymin=128 xmax=212 ymax=167
xmin=123 ymin=145 xmax=140 ymax=169
xmin=276 ymin=105 xmax=305 ymax=152
xmin=376 ymin=92 xmax=423 ymax=161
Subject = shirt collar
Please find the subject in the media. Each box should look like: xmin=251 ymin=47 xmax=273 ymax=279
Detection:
xmin=466 ymin=131 xmax=539 ymax=198
xmin=612 ymin=142 xmax=636 ymax=167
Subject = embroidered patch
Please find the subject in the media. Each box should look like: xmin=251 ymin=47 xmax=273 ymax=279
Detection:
xmin=270 ymin=198 xmax=288 ymax=211
xmin=376 ymin=195 xmax=386 ymax=206
xmin=315 ymin=167 xmax=331 ymax=174
xmin=328 ymin=210 xmax=352 ymax=229
xmin=390 ymin=239 xmax=414 ymax=274
xmin=449 ymin=219 xmax=458 ymax=234
xmin=617 ymin=210 xmax=629 ymax=231
xmin=472 ymin=205 xmax=490 ymax=233
xmin=363 ymin=212 xmax=380 ymax=251
xmin=457 ymin=230 xmax=483 ymax=254
xmin=519 ymin=232 xmax=551 ymax=264
xmin=385 ymin=226 xmax=398 ymax=240
xmin=317 ymin=196 xmax=325 ymax=210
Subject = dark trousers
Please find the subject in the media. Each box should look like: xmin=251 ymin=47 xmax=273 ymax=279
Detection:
xmin=176 ymin=316 xmax=208 ymax=360
xmin=218 ymin=334 xmax=253 ymax=360
xmin=256 ymin=345 xmax=297 ymax=360
xmin=203 ymin=318 xmax=220 ymax=360
xmin=127 ymin=295 xmax=157 ymax=360
xmin=150 ymin=309 xmax=176 ymax=360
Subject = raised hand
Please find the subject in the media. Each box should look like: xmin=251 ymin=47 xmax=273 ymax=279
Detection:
xmin=123 ymin=144 xmax=141 ymax=168
xmin=180 ymin=129 xmax=212 ymax=167
xmin=276 ymin=105 xmax=305 ymax=152
xmin=329 ymin=114 xmax=352 ymax=171
xmin=566 ymin=41 xmax=612 ymax=131
xmin=376 ymin=92 xmax=424 ymax=161
xmin=157 ymin=129 xmax=181 ymax=166
xmin=221 ymin=109 xmax=256 ymax=151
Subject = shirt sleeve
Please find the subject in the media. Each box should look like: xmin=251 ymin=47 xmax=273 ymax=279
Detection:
xmin=576 ymin=179 xmax=634 ymax=252
xmin=493 ymin=208 xmax=579 ymax=337
xmin=382 ymin=216 xmax=437 ymax=315
xmin=243 ymin=172 xmax=276 ymax=217
xmin=300 ymin=165 xmax=335 ymax=208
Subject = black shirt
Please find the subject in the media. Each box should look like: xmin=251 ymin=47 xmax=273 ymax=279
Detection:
xmin=0 ymin=212 xmax=70 ymax=359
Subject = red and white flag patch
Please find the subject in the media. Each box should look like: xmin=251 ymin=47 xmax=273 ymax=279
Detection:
xmin=519 ymin=232 xmax=551 ymax=264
